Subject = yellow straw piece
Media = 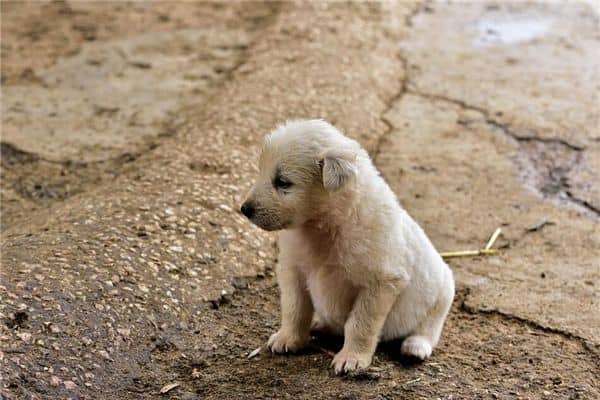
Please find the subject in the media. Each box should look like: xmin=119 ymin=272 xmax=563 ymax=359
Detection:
xmin=440 ymin=227 xmax=502 ymax=259
xmin=440 ymin=249 xmax=499 ymax=259
xmin=485 ymin=228 xmax=502 ymax=250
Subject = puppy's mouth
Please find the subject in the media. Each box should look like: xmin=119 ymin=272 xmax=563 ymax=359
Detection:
xmin=248 ymin=213 xmax=291 ymax=232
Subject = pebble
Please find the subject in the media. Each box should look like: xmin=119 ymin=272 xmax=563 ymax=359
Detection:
xmin=117 ymin=328 xmax=131 ymax=338
xmin=63 ymin=380 xmax=77 ymax=390
xmin=159 ymin=382 xmax=180 ymax=394
xmin=144 ymin=224 xmax=158 ymax=233
xmin=17 ymin=332 xmax=32 ymax=343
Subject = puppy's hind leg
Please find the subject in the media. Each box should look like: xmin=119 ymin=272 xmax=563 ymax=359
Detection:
xmin=401 ymin=278 xmax=454 ymax=360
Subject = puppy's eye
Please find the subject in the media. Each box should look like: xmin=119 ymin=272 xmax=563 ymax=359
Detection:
xmin=274 ymin=176 xmax=293 ymax=190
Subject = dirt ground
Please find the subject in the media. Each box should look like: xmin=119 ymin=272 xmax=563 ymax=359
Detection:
xmin=1 ymin=1 xmax=599 ymax=399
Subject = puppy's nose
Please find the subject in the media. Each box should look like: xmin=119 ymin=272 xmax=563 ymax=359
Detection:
xmin=240 ymin=202 xmax=255 ymax=219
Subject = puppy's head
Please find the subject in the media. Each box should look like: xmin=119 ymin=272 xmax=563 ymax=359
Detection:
xmin=241 ymin=120 xmax=359 ymax=231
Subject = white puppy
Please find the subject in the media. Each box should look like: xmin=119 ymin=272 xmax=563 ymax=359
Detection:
xmin=241 ymin=119 xmax=454 ymax=374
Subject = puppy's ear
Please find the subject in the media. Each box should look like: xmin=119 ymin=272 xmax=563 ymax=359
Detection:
xmin=319 ymin=149 xmax=357 ymax=192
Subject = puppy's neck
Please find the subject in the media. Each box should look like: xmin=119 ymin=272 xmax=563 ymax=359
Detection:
xmin=304 ymin=188 xmax=359 ymax=234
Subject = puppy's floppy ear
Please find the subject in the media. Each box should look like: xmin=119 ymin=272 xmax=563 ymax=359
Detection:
xmin=319 ymin=149 xmax=357 ymax=192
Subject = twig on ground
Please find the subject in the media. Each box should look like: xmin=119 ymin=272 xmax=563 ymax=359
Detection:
xmin=485 ymin=228 xmax=502 ymax=250
xmin=402 ymin=377 xmax=422 ymax=386
xmin=310 ymin=344 xmax=336 ymax=357
xmin=440 ymin=228 xmax=502 ymax=259
xmin=440 ymin=249 xmax=499 ymax=258
xmin=247 ymin=345 xmax=263 ymax=359
xmin=526 ymin=219 xmax=554 ymax=232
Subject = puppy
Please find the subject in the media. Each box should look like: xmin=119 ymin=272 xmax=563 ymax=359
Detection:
xmin=241 ymin=119 xmax=454 ymax=374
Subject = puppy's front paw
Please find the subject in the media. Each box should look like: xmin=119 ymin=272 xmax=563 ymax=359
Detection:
xmin=267 ymin=329 xmax=308 ymax=354
xmin=331 ymin=348 xmax=372 ymax=374
xmin=400 ymin=335 xmax=432 ymax=360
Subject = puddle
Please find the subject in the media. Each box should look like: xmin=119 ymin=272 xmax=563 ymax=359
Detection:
xmin=473 ymin=15 xmax=552 ymax=46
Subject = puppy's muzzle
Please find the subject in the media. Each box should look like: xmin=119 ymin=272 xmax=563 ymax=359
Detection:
xmin=240 ymin=202 xmax=256 ymax=219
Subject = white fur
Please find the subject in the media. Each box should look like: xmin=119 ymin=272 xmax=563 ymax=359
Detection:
xmin=242 ymin=119 xmax=455 ymax=374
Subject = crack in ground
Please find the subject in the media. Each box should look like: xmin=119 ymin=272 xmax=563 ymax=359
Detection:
xmin=401 ymin=89 xmax=599 ymax=218
xmin=407 ymin=91 xmax=584 ymax=151
xmin=457 ymin=287 xmax=599 ymax=361
xmin=371 ymin=1 xmax=424 ymax=162
xmin=372 ymin=54 xmax=409 ymax=162
xmin=373 ymin=36 xmax=599 ymax=353
xmin=373 ymin=14 xmax=595 ymax=219
xmin=565 ymin=190 xmax=600 ymax=215
xmin=1 ymin=141 xmax=146 ymax=205
xmin=0 ymin=141 xmax=143 ymax=168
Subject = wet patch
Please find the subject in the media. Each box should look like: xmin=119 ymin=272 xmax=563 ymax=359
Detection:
xmin=517 ymin=140 xmax=580 ymax=201
xmin=509 ymin=136 xmax=599 ymax=217
xmin=473 ymin=15 xmax=552 ymax=46
xmin=0 ymin=143 xmax=39 ymax=166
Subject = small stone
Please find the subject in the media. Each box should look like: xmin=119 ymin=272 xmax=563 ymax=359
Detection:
xmin=63 ymin=380 xmax=77 ymax=390
xmin=117 ymin=328 xmax=131 ymax=338
xmin=50 ymin=376 xmax=61 ymax=387
xmin=247 ymin=346 xmax=262 ymax=359
xmin=17 ymin=332 xmax=32 ymax=342
xmin=163 ymin=262 xmax=178 ymax=272
xmin=144 ymin=224 xmax=157 ymax=233
xmin=159 ymin=382 xmax=180 ymax=394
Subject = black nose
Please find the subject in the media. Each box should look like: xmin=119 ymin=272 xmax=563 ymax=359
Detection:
xmin=240 ymin=202 xmax=255 ymax=219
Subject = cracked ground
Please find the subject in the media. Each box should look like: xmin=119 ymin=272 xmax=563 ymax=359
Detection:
xmin=1 ymin=1 xmax=599 ymax=399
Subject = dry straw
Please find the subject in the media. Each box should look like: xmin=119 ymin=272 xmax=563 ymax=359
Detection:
xmin=440 ymin=228 xmax=502 ymax=259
